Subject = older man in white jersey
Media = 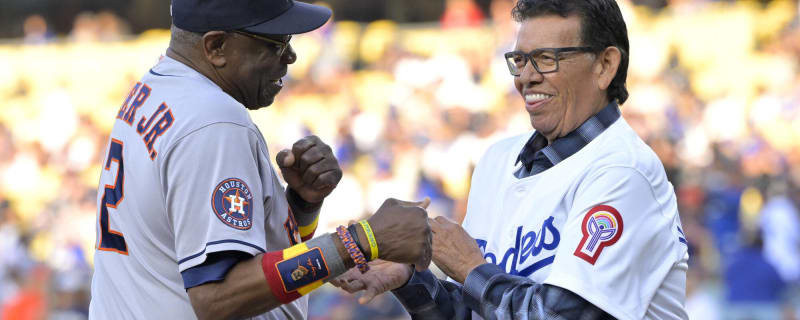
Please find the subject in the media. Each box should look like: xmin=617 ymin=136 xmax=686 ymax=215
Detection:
xmin=333 ymin=1 xmax=689 ymax=319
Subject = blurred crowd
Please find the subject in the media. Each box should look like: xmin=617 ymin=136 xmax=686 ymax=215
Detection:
xmin=1 ymin=0 xmax=799 ymax=319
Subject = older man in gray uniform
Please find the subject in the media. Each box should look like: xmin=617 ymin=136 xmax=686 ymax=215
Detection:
xmin=89 ymin=1 xmax=433 ymax=319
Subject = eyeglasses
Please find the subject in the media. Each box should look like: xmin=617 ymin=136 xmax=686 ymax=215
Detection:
xmin=504 ymin=46 xmax=596 ymax=76
xmin=232 ymin=30 xmax=292 ymax=57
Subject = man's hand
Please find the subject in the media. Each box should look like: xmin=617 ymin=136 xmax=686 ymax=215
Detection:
xmin=367 ymin=198 xmax=432 ymax=271
xmin=330 ymin=198 xmax=429 ymax=304
xmin=330 ymin=260 xmax=413 ymax=304
xmin=277 ymin=135 xmax=342 ymax=204
xmin=430 ymin=216 xmax=486 ymax=284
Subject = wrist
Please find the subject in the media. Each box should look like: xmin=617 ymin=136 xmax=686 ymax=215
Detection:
xmin=260 ymin=234 xmax=347 ymax=304
xmin=400 ymin=264 xmax=414 ymax=288
xmin=335 ymin=226 xmax=369 ymax=273
xmin=347 ymin=224 xmax=371 ymax=260
xmin=286 ymin=188 xmax=323 ymax=216
xmin=331 ymin=233 xmax=356 ymax=269
xmin=460 ymin=264 xmax=479 ymax=284
xmin=462 ymin=263 xmax=504 ymax=309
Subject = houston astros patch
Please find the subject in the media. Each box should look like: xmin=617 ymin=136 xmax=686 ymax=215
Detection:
xmin=573 ymin=205 xmax=623 ymax=264
xmin=211 ymin=178 xmax=253 ymax=230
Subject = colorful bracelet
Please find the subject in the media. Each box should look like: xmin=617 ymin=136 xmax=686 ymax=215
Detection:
xmin=337 ymin=225 xmax=369 ymax=273
xmin=358 ymin=220 xmax=379 ymax=261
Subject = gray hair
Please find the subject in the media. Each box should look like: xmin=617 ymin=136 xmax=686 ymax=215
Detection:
xmin=170 ymin=24 xmax=203 ymax=47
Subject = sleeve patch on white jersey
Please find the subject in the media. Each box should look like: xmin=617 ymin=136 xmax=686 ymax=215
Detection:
xmin=573 ymin=205 xmax=623 ymax=265
xmin=211 ymin=178 xmax=254 ymax=230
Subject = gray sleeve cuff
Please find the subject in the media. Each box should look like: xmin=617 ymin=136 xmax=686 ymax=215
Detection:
xmin=462 ymin=263 xmax=505 ymax=311
xmin=286 ymin=188 xmax=322 ymax=225
xmin=304 ymin=233 xmax=346 ymax=278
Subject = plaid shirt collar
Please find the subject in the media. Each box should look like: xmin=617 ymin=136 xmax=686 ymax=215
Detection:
xmin=515 ymin=102 xmax=621 ymax=178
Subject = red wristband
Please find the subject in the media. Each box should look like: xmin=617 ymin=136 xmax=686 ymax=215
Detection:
xmin=262 ymin=243 xmax=331 ymax=304
xmin=262 ymin=251 xmax=301 ymax=304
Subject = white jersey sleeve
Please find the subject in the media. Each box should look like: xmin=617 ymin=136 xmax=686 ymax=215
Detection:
xmin=160 ymin=122 xmax=270 ymax=273
xmin=543 ymin=166 xmax=685 ymax=320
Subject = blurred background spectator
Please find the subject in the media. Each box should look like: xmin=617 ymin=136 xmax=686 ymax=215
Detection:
xmin=0 ymin=0 xmax=799 ymax=319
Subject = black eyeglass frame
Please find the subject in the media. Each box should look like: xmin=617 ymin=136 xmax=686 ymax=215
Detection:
xmin=504 ymin=46 xmax=597 ymax=76
xmin=231 ymin=30 xmax=292 ymax=56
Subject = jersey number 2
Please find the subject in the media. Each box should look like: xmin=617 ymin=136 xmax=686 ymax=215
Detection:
xmin=97 ymin=139 xmax=128 ymax=255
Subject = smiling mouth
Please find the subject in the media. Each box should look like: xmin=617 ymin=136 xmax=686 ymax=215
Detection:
xmin=524 ymin=93 xmax=553 ymax=103
xmin=269 ymin=78 xmax=283 ymax=87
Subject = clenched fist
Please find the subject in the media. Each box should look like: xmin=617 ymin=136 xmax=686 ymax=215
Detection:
xmin=277 ymin=135 xmax=342 ymax=204
xmin=367 ymin=198 xmax=432 ymax=271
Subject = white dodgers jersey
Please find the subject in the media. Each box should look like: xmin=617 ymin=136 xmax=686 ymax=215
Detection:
xmin=89 ymin=56 xmax=305 ymax=319
xmin=463 ymin=117 xmax=689 ymax=320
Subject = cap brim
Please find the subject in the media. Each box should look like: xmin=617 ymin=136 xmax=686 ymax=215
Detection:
xmin=242 ymin=1 xmax=331 ymax=35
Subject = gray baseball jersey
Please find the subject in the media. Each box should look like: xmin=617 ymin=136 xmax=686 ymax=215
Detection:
xmin=89 ymin=56 xmax=305 ymax=319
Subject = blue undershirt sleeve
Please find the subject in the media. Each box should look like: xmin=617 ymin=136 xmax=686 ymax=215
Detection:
xmin=181 ymin=251 xmax=251 ymax=289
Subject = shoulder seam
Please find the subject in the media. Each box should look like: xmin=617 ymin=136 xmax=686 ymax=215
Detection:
xmin=160 ymin=121 xmax=259 ymax=162
xmin=155 ymin=122 xmax=261 ymax=209
xmin=586 ymin=165 xmax=667 ymax=219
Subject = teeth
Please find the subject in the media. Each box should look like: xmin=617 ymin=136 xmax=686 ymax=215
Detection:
xmin=525 ymin=93 xmax=552 ymax=102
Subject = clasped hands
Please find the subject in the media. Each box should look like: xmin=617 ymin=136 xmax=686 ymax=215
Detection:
xmin=276 ymin=136 xmax=487 ymax=304
xmin=276 ymin=136 xmax=446 ymax=287
xmin=331 ymin=210 xmax=487 ymax=304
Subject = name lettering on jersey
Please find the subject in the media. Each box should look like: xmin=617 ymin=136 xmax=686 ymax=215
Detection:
xmin=117 ymin=82 xmax=148 ymax=124
xmin=138 ymin=103 xmax=174 ymax=160
xmin=117 ymin=82 xmax=175 ymax=161
xmin=476 ymin=216 xmax=560 ymax=277
xmin=117 ymin=82 xmax=139 ymax=119
xmin=211 ymin=178 xmax=254 ymax=230
xmin=573 ymin=205 xmax=623 ymax=265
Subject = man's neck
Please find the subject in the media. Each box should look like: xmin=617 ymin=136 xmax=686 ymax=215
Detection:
xmin=166 ymin=47 xmax=213 ymax=81
xmin=165 ymin=47 xmax=243 ymax=105
xmin=544 ymin=99 xmax=610 ymax=144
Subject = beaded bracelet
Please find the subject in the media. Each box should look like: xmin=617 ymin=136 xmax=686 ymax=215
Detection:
xmin=336 ymin=225 xmax=369 ymax=273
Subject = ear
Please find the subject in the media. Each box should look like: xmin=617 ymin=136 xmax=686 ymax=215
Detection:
xmin=594 ymin=46 xmax=621 ymax=91
xmin=201 ymin=31 xmax=228 ymax=68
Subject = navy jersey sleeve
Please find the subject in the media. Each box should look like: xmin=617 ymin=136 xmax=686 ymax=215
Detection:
xmin=181 ymin=251 xmax=251 ymax=289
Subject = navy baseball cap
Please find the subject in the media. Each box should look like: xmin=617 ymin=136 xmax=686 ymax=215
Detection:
xmin=171 ymin=0 xmax=332 ymax=35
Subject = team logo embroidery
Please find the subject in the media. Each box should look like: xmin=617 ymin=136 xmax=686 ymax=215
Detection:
xmin=211 ymin=178 xmax=253 ymax=230
xmin=573 ymin=205 xmax=623 ymax=265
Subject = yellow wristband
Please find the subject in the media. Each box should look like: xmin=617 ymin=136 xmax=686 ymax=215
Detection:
xmin=298 ymin=215 xmax=319 ymax=238
xmin=359 ymin=220 xmax=379 ymax=261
